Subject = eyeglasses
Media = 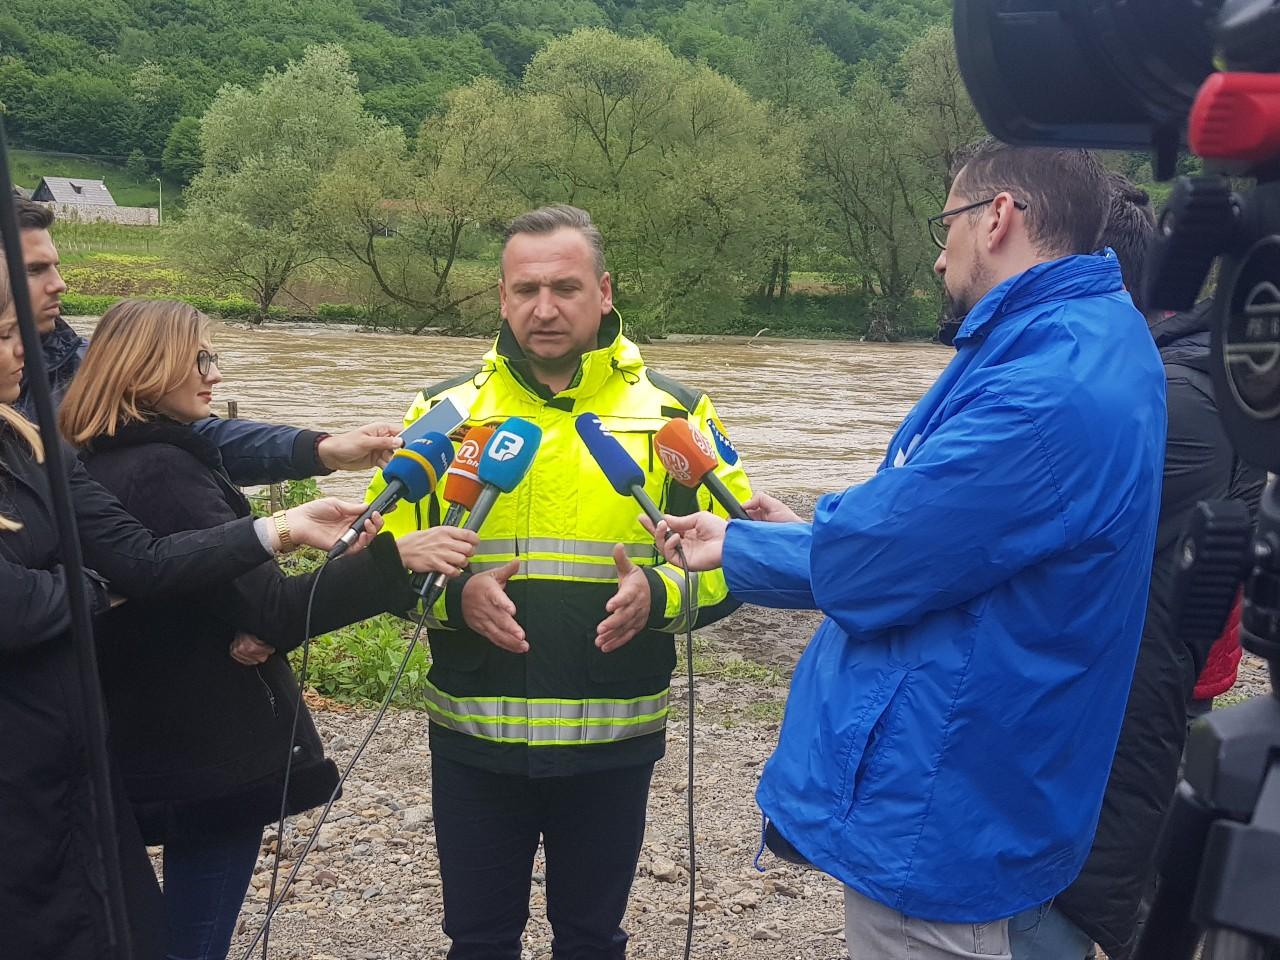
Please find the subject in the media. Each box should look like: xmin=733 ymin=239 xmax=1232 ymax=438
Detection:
xmin=928 ymin=197 xmax=1029 ymax=250
xmin=196 ymin=350 xmax=220 ymax=377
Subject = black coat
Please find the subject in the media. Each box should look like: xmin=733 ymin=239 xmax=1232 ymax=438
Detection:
xmin=82 ymin=420 xmax=417 ymax=844
xmin=1055 ymin=303 xmax=1267 ymax=958
xmin=0 ymin=421 xmax=275 ymax=960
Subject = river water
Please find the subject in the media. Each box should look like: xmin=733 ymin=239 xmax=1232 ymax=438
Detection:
xmin=73 ymin=319 xmax=953 ymax=501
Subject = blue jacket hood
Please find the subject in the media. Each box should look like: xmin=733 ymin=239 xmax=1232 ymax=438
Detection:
xmin=725 ymin=252 xmax=1166 ymax=921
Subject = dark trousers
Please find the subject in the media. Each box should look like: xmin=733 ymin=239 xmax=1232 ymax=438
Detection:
xmin=431 ymin=754 xmax=654 ymax=960
xmin=161 ymin=822 xmax=263 ymax=960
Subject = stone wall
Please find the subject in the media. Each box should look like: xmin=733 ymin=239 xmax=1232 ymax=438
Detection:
xmin=39 ymin=202 xmax=159 ymax=226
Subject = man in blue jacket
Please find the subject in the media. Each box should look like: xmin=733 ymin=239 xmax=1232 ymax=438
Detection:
xmin=649 ymin=140 xmax=1167 ymax=958
xmin=13 ymin=198 xmax=398 ymax=482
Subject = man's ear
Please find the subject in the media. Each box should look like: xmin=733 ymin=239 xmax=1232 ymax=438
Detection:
xmin=599 ymin=271 xmax=613 ymax=315
xmin=498 ymin=278 xmax=509 ymax=320
xmin=986 ymin=192 xmax=1019 ymax=253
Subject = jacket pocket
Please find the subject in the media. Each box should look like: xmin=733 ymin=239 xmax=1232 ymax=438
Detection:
xmin=837 ymin=666 xmax=908 ymax=820
xmin=588 ymin=628 xmax=676 ymax=685
xmin=427 ymin=629 xmax=490 ymax=674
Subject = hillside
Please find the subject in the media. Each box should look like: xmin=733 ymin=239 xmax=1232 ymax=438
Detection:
xmin=0 ymin=0 xmax=947 ymax=182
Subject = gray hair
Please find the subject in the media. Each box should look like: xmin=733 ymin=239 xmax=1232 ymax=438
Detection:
xmin=503 ymin=204 xmax=606 ymax=277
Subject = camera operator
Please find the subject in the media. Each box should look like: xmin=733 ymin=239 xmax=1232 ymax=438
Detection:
xmin=1011 ymin=174 xmax=1268 ymax=960
xmin=646 ymin=139 xmax=1167 ymax=959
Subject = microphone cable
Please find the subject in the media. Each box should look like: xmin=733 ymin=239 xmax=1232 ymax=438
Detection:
xmin=673 ymin=541 xmax=699 ymax=960
xmin=243 ymin=558 xmax=436 ymax=960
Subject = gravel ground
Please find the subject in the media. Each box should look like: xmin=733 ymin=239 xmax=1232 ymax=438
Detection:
xmin=220 ymin=604 xmax=842 ymax=960
xmin=215 ymin=579 xmax=1273 ymax=960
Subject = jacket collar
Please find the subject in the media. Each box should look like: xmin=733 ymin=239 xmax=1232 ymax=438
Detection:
xmin=489 ymin=309 xmax=643 ymax=402
xmin=954 ymin=251 xmax=1126 ymax=347
xmin=43 ymin=317 xmax=85 ymax=373
xmin=82 ymin=417 xmax=224 ymax=471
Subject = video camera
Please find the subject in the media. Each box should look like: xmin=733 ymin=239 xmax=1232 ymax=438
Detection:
xmin=953 ymin=2 xmax=1280 ymax=956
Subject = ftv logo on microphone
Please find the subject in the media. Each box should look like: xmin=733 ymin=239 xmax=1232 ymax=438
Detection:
xmin=656 ymin=441 xmax=693 ymax=483
xmin=489 ymin=431 xmax=525 ymax=461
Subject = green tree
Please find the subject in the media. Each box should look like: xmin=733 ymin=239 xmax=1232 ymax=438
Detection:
xmin=516 ymin=29 xmax=789 ymax=329
xmin=900 ymin=25 xmax=985 ymax=204
xmin=178 ymin=44 xmax=386 ymax=319
xmin=315 ymin=78 xmax=528 ymax=332
xmin=807 ymin=70 xmax=933 ymax=340
xmin=162 ymin=116 xmax=203 ymax=184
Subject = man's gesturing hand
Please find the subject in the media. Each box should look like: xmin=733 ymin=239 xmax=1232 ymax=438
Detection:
xmin=640 ymin=512 xmax=727 ymax=572
xmin=461 ymin=559 xmax=527 ymax=653
xmin=317 ymin=422 xmax=403 ymax=472
xmin=597 ymin=544 xmax=650 ymax=653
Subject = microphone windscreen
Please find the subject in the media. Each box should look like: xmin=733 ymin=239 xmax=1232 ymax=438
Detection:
xmin=477 ymin=418 xmax=542 ymax=492
xmin=443 ymin=425 xmax=493 ymax=510
xmin=575 ymin=413 xmax=644 ymax=495
xmin=381 ymin=433 xmax=454 ymax=502
xmin=654 ymin=418 xmax=718 ymax=488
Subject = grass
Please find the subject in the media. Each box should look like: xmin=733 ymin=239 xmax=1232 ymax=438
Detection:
xmin=11 ymin=148 xmax=181 ymax=210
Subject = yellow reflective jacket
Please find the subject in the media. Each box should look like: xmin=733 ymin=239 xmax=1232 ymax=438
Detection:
xmin=367 ymin=312 xmax=752 ymax=776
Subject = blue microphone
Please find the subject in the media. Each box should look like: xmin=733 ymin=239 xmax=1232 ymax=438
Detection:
xmin=331 ymin=433 xmax=454 ymax=559
xmin=575 ymin=413 xmax=664 ymax=527
xmin=417 ymin=417 xmax=543 ymax=606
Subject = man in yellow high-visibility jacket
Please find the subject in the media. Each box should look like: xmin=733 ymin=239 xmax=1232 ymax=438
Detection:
xmin=368 ymin=204 xmax=751 ymax=959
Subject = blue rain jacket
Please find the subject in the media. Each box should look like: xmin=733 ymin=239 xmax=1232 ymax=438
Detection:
xmin=724 ymin=253 xmax=1166 ymax=922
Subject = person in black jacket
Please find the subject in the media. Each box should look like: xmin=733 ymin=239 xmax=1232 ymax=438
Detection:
xmin=0 ymin=271 xmax=389 ymax=960
xmin=1009 ymin=175 xmax=1268 ymax=959
xmin=12 ymin=197 xmax=405 ymax=487
xmin=59 ymin=297 xmax=478 ymax=960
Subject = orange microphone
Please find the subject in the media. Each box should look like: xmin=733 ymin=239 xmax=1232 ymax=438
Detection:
xmin=441 ymin=425 xmax=494 ymax=526
xmin=653 ymin=418 xmax=749 ymax=520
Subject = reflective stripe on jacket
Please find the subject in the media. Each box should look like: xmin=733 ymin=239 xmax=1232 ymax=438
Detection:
xmin=367 ymin=311 xmax=751 ymax=776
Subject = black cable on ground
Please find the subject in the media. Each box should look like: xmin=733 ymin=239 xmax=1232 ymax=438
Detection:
xmin=674 ymin=544 xmax=697 ymax=960
xmin=241 ymin=585 xmax=433 ymax=960
xmin=261 ymin=561 xmax=327 ymax=960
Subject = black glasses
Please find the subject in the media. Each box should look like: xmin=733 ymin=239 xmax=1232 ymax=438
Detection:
xmin=928 ymin=197 xmax=1029 ymax=250
xmin=196 ymin=350 xmax=220 ymax=377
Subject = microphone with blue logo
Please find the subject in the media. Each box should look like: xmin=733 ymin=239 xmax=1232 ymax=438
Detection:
xmin=417 ymin=417 xmax=543 ymax=607
xmin=329 ymin=434 xmax=454 ymax=560
xmin=575 ymin=413 xmax=666 ymax=529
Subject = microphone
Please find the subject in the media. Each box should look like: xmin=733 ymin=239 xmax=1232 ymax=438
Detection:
xmin=330 ymin=433 xmax=453 ymax=560
xmin=441 ymin=425 xmax=495 ymax=527
xmin=417 ymin=417 xmax=542 ymax=608
xmin=653 ymin=418 xmax=749 ymax=520
xmin=575 ymin=413 xmax=664 ymax=527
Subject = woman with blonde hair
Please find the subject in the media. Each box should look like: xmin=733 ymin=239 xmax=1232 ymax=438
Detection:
xmin=0 ymin=266 xmax=389 ymax=958
xmin=61 ymin=298 xmax=476 ymax=960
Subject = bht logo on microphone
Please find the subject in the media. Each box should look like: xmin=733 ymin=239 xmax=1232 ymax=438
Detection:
xmin=655 ymin=442 xmax=693 ymax=483
xmin=489 ymin=431 xmax=525 ymax=461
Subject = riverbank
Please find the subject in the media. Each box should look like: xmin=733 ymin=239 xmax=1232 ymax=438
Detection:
xmin=57 ymin=235 xmax=941 ymax=343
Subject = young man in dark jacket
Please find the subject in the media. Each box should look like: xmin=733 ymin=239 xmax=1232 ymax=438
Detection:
xmin=1009 ymin=176 xmax=1267 ymax=959
xmin=13 ymin=199 xmax=400 ymax=483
